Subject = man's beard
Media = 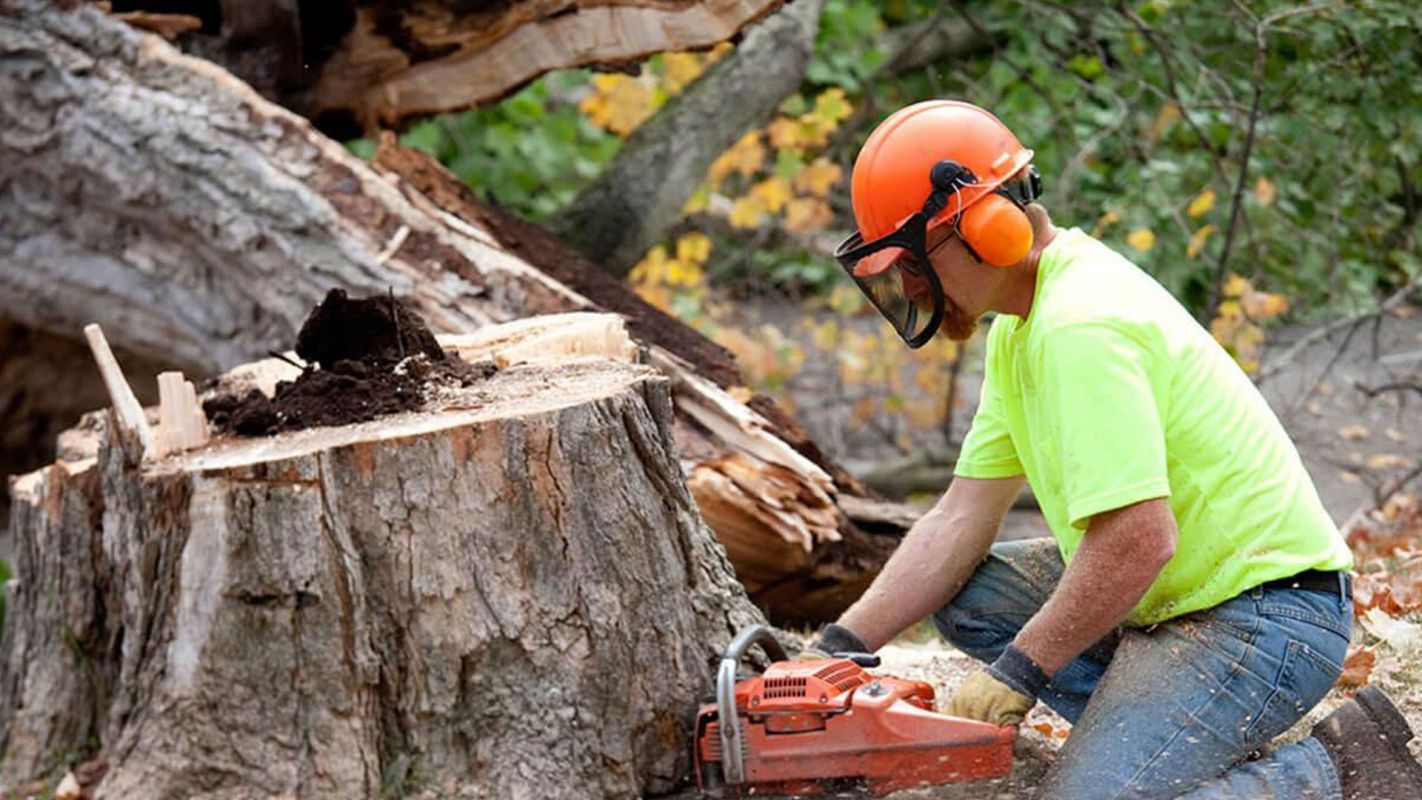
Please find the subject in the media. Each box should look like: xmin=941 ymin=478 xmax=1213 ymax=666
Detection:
xmin=938 ymin=296 xmax=978 ymax=341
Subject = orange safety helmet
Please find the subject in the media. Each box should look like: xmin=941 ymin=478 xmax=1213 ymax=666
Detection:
xmin=849 ymin=100 xmax=1037 ymax=272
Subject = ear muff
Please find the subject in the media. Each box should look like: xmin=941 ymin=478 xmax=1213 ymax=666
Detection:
xmin=959 ymin=193 xmax=1034 ymax=267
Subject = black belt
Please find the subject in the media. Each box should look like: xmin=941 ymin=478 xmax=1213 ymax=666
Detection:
xmin=1261 ymin=569 xmax=1350 ymax=597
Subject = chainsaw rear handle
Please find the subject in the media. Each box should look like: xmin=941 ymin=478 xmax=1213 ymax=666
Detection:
xmin=716 ymin=625 xmax=788 ymax=785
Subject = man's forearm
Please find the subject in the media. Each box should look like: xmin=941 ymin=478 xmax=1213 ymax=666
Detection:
xmin=1013 ymin=500 xmax=1176 ymax=675
xmin=836 ymin=477 xmax=1021 ymax=651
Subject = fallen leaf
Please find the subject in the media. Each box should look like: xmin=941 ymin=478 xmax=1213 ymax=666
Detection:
xmin=1338 ymin=425 xmax=1370 ymax=441
xmin=1339 ymin=645 xmax=1376 ymax=687
xmin=1360 ymin=607 xmax=1422 ymax=653
xmin=1366 ymin=453 xmax=1417 ymax=471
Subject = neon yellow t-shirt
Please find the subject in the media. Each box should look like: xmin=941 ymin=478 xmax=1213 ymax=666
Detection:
xmin=954 ymin=228 xmax=1351 ymax=625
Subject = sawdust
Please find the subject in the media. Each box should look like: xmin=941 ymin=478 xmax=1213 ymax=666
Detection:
xmin=204 ymin=289 xmax=496 ymax=436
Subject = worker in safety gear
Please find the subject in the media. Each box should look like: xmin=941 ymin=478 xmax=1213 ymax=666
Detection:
xmin=810 ymin=100 xmax=1422 ymax=799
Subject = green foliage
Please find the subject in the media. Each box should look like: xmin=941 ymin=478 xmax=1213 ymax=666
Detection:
xmin=348 ymin=0 xmax=1422 ymax=320
xmin=350 ymin=73 xmax=620 ymax=221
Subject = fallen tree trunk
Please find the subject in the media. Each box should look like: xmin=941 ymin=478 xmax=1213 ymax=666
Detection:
xmin=0 ymin=0 xmax=910 ymax=624
xmin=1 ymin=329 xmax=765 ymax=798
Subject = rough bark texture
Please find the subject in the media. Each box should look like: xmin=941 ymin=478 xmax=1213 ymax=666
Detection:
xmin=551 ymin=0 xmax=825 ymax=275
xmin=0 ymin=0 xmax=910 ymax=626
xmin=1 ymin=356 xmax=766 ymax=798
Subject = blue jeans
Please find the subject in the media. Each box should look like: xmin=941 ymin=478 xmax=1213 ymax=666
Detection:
xmin=933 ymin=538 xmax=1352 ymax=799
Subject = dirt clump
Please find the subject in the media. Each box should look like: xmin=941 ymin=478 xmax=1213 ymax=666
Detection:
xmin=205 ymin=289 xmax=495 ymax=436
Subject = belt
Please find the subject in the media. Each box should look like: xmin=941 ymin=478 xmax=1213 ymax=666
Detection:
xmin=1261 ymin=569 xmax=1351 ymax=597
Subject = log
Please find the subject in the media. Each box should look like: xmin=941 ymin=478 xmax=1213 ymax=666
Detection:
xmin=113 ymin=1 xmax=785 ymax=135
xmin=0 ymin=338 xmax=767 ymax=798
xmin=0 ymin=0 xmax=910 ymax=625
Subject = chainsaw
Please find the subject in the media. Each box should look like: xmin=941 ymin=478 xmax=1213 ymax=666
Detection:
xmin=693 ymin=625 xmax=1016 ymax=796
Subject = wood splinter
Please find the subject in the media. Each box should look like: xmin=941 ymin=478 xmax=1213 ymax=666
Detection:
xmin=82 ymin=323 xmax=155 ymax=456
xmin=155 ymin=371 xmax=209 ymax=456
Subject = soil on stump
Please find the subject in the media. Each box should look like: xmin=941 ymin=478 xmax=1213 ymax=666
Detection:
xmin=204 ymin=289 xmax=495 ymax=435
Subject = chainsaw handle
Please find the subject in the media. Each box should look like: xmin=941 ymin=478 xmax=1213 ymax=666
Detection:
xmin=716 ymin=625 xmax=787 ymax=785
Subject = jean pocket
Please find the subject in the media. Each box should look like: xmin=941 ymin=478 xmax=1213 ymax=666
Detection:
xmin=1243 ymin=640 xmax=1343 ymax=747
xmin=1258 ymin=589 xmax=1353 ymax=641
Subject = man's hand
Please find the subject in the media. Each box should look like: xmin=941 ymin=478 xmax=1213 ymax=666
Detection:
xmin=946 ymin=669 xmax=1035 ymax=726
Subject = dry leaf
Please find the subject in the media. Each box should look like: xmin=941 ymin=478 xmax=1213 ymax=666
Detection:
xmin=1361 ymin=607 xmax=1422 ymax=653
xmin=1366 ymin=453 xmax=1417 ymax=471
xmin=1339 ymin=645 xmax=1376 ymax=688
xmin=1338 ymin=425 xmax=1370 ymax=441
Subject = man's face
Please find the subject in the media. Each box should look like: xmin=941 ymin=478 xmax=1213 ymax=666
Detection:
xmin=922 ymin=227 xmax=984 ymax=341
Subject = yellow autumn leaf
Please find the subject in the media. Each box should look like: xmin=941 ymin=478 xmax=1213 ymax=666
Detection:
xmin=682 ymin=184 xmax=710 ymax=214
xmin=1187 ymin=224 xmax=1215 ymax=259
xmin=1254 ymin=176 xmax=1276 ymax=206
xmin=1093 ymin=210 xmax=1121 ymax=237
xmin=813 ymin=87 xmax=853 ymax=125
xmin=707 ymin=131 xmax=766 ymax=185
xmin=579 ymin=74 xmax=656 ymax=136
xmin=783 ymin=197 xmax=833 ymax=233
xmin=1241 ymin=290 xmax=1288 ymax=320
xmin=1149 ymin=102 xmax=1182 ymax=141
xmin=665 ymin=257 xmax=704 ymax=287
xmin=793 ymin=158 xmax=843 ymax=198
xmin=729 ymin=195 xmax=767 ymax=229
xmin=1221 ymin=272 xmax=1251 ymax=299
xmin=726 ymin=385 xmax=755 ymax=404
xmin=750 ymin=177 xmax=793 ymax=214
xmin=675 ymin=232 xmax=712 ymax=265
xmin=767 ymin=117 xmax=806 ymax=150
xmin=628 ymin=245 xmax=670 ymax=286
xmin=661 ymin=52 xmax=707 ymax=93
xmin=1187 ymin=189 xmax=1216 ymax=218
xmin=1126 ymin=228 xmax=1156 ymax=252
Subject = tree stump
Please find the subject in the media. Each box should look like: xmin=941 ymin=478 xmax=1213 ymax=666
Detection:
xmin=0 ymin=349 xmax=765 ymax=799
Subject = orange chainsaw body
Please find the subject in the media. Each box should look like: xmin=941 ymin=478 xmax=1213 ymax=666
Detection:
xmin=694 ymin=657 xmax=1015 ymax=796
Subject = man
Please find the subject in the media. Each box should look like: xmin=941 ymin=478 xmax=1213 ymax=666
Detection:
xmin=818 ymin=99 xmax=1422 ymax=799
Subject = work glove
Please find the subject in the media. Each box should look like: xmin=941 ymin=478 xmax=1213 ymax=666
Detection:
xmin=946 ymin=644 xmax=1047 ymax=726
xmin=945 ymin=669 xmax=1035 ymax=726
xmin=798 ymin=622 xmax=869 ymax=661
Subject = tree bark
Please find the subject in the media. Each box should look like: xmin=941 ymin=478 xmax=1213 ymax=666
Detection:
xmin=550 ymin=0 xmax=826 ymax=275
xmin=0 ymin=0 xmax=910 ymax=625
xmin=1 ymin=334 xmax=767 ymax=798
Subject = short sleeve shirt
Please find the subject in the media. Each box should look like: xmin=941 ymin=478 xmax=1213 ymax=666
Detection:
xmin=955 ymin=228 xmax=1352 ymax=625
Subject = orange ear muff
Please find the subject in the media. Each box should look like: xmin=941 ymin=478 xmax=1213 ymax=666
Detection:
xmin=959 ymin=194 xmax=1033 ymax=267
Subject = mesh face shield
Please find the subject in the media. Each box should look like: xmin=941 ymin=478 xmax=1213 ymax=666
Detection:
xmin=833 ymin=217 xmax=945 ymax=348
